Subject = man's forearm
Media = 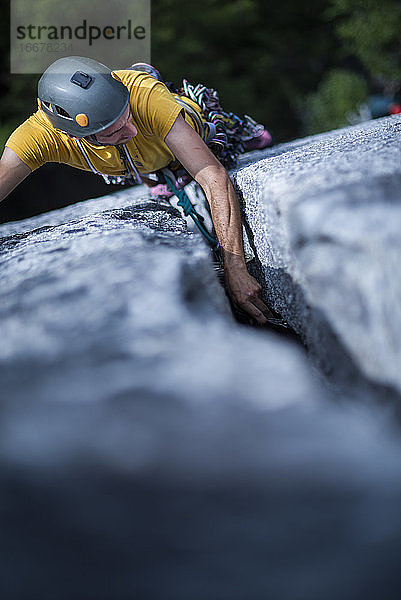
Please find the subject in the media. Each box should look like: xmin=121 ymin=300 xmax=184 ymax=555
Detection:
xmin=164 ymin=115 xmax=273 ymax=323
xmin=195 ymin=164 xmax=246 ymax=269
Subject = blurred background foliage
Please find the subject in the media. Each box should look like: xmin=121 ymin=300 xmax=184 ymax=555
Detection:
xmin=0 ymin=0 xmax=400 ymax=148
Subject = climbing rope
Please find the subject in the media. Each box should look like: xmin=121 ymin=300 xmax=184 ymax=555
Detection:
xmin=161 ymin=168 xmax=219 ymax=249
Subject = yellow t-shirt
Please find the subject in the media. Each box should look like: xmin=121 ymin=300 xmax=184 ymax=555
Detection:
xmin=5 ymin=70 xmax=204 ymax=176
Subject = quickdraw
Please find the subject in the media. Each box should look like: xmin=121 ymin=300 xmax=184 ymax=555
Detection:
xmin=75 ymin=138 xmax=142 ymax=186
xmin=176 ymin=79 xmax=265 ymax=170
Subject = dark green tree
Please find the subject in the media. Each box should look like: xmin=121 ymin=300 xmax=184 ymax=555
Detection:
xmin=151 ymin=0 xmax=336 ymax=141
xmin=304 ymin=0 xmax=401 ymax=133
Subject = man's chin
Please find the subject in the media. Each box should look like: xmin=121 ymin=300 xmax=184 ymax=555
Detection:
xmin=117 ymin=136 xmax=134 ymax=144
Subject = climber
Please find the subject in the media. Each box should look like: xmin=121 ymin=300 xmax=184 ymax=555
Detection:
xmin=0 ymin=56 xmax=273 ymax=324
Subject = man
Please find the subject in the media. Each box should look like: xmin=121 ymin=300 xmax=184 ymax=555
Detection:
xmin=0 ymin=56 xmax=272 ymax=325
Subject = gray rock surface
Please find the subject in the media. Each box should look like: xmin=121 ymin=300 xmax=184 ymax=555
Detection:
xmin=234 ymin=114 xmax=401 ymax=396
xmin=2 ymin=123 xmax=401 ymax=599
xmin=0 ymin=193 xmax=311 ymax=407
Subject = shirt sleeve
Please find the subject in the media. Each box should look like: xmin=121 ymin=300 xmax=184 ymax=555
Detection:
xmin=5 ymin=117 xmax=60 ymax=171
xmin=139 ymin=81 xmax=184 ymax=139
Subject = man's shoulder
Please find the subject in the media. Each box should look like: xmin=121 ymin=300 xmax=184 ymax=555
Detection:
xmin=5 ymin=107 xmax=74 ymax=172
xmin=113 ymin=70 xmax=181 ymax=138
xmin=10 ymin=109 xmax=62 ymax=143
xmin=113 ymin=69 xmax=161 ymax=96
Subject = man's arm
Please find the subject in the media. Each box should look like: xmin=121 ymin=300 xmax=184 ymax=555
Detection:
xmin=164 ymin=113 xmax=272 ymax=324
xmin=0 ymin=147 xmax=32 ymax=203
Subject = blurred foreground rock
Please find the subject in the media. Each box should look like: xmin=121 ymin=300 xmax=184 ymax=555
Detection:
xmin=1 ymin=119 xmax=401 ymax=599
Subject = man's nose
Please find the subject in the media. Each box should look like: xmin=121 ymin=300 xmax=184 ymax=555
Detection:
xmin=128 ymin=123 xmax=137 ymax=136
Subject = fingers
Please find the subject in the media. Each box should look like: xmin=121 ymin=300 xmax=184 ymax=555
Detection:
xmin=249 ymin=294 xmax=275 ymax=319
xmin=225 ymin=271 xmax=274 ymax=326
xmin=242 ymin=301 xmax=269 ymax=325
xmin=243 ymin=283 xmax=275 ymax=323
xmin=233 ymin=291 xmax=269 ymax=325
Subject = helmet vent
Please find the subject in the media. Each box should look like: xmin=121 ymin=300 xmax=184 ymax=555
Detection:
xmin=42 ymin=101 xmax=72 ymax=120
xmin=54 ymin=105 xmax=72 ymax=118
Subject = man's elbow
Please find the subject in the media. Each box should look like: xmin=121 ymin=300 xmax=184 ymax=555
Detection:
xmin=195 ymin=163 xmax=230 ymax=192
xmin=0 ymin=148 xmax=32 ymax=203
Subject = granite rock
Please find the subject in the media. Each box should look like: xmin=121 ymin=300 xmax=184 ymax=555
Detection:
xmin=234 ymin=115 xmax=401 ymax=396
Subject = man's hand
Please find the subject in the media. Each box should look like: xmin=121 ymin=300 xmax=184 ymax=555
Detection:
xmin=223 ymin=253 xmax=274 ymax=325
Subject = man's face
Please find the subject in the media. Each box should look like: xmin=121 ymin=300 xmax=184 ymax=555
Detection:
xmin=94 ymin=104 xmax=137 ymax=145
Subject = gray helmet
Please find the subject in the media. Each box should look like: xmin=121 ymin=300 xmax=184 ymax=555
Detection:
xmin=37 ymin=56 xmax=129 ymax=138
